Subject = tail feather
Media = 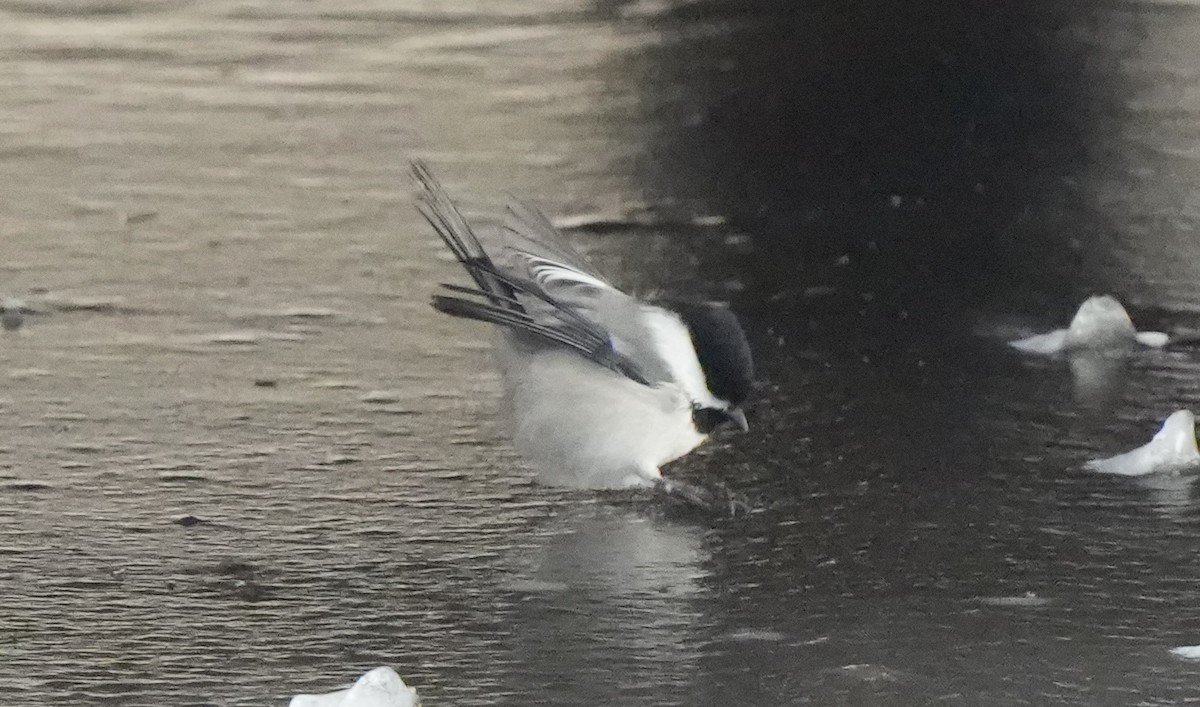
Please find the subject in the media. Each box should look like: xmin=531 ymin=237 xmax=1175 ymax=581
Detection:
xmin=412 ymin=160 xmax=514 ymax=306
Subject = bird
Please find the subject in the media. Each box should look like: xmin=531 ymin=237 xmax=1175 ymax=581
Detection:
xmin=413 ymin=161 xmax=753 ymax=492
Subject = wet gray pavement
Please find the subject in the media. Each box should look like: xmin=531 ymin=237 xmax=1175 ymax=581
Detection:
xmin=2 ymin=0 xmax=1200 ymax=705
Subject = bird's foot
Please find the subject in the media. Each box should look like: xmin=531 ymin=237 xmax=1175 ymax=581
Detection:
xmin=657 ymin=478 xmax=751 ymax=517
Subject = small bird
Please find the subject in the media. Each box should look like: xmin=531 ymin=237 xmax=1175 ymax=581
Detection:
xmin=414 ymin=162 xmax=752 ymax=491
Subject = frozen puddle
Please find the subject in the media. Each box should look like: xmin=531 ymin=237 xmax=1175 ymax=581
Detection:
xmin=290 ymin=667 xmax=419 ymax=707
xmin=1085 ymin=410 xmax=1200 ymax=477
xmin=1009 ymin=295 xmax=1168 ymax=354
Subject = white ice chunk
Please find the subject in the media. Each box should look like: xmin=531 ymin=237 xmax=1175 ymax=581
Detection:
xmin=1009 ymin=329 xmax=1068 ymax=355
xmin=1085 ymin=410 xmax=1200 ymax=477
xmin=1009 ymin=295 xmax=1168 ymax=354
xmin=1171 ymin=645 xmax=1200 ymax=660
xmin=289 ymin=667 xmax=419 ymax=707
xmin=1135 ymin=331 xmax=1170 ymax=348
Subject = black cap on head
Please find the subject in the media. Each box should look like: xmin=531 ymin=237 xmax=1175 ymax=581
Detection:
xmin=671 ymin=302 xmax=754 ymax=406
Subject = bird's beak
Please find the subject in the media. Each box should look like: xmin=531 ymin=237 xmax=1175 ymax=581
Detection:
xmin=727 ymin=408 xmax=749 ymax=432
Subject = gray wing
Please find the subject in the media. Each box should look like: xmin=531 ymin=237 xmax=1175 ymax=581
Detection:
xmin=499 ymin=197 xmax=610 ymax=282
xmin=498 ymin=191 xmax=686 ymax=388
xmin=415 ymin=161 xmax=673 ymax=386
xmin=503 ymin=249 xmax=679 ymax=388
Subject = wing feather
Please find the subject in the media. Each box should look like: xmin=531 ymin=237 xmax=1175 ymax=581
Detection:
xmin=414 ymin=161 xmax=650 ymax=385
xmin=501 ymin=198 xmax=611 ymax=282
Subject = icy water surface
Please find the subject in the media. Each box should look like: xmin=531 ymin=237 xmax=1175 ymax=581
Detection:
xmin=2 ymin=0 xmax=1200 ymax=705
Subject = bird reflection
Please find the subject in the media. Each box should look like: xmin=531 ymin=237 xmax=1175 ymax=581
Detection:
xmin=1067 ymin=352 xmax=1130 ymax=410
xmin=496 ymin=505 xmax=708 ymax=703
xmin=1132 ymin=471 xmax=1200 ymax=520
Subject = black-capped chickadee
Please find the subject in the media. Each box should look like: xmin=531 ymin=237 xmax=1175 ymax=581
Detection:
xmin=415 ymin=162 xmax=753 ymax=490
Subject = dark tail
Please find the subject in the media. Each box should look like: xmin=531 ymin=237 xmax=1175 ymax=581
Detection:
xmin=412 ymin=160 xmax=517 ymax=311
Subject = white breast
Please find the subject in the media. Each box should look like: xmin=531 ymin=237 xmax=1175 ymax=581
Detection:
xmin=497 ymin=346 xmax=707 ymax=489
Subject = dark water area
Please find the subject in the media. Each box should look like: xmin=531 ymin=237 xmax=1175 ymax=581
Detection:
xmin=1 ymin=0 xmax=1200 ymax=705
xmin=626 ymin=0 xmax=1199 ymax=323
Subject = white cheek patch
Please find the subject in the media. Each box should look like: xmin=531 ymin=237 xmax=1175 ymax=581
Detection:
xmin=640 ymin=307 xmax=725 ymax=410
